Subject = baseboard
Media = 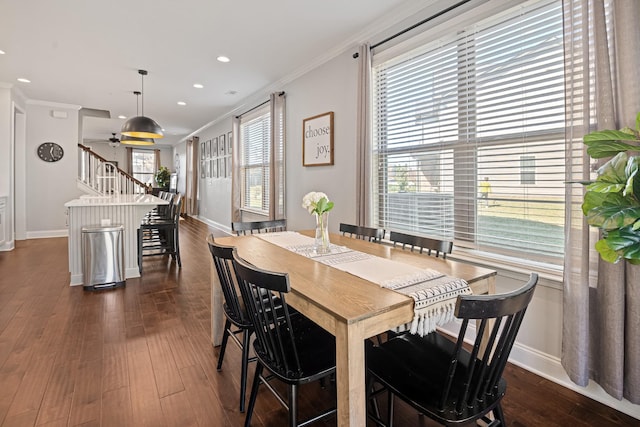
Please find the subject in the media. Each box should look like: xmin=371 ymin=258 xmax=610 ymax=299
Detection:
xmin=193 ymin=215 xmax=232 ymax=235
xmin=509 ymin=342 xmax=640 ymax=419
xmin=26 ymin=229 xmax=68 ymax=239
xmin=0 ymin=239 xmax=15 ymax=251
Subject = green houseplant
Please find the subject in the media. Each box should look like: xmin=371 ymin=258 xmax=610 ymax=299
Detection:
xmin=582 ymin=112 xmax=640 ymax=264
xmin=155 ymin=166 xmax=171 ymax=188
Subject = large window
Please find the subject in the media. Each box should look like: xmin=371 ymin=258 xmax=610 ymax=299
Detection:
xmin=132 ymin=149 xmax=156 ymax=185
xmin=239 ymin=106 xmax=271 ymax=213
xmin=373 ymin=0 xmax=565 ymax=264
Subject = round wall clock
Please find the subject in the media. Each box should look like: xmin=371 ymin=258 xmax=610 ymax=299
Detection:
xmin=37 ymin=142 xmax=64 ymax=162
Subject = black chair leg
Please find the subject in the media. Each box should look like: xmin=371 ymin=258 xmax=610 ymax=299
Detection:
xmin=239 ymin=329 xmax=252 ymax=413
xmin=387 ymin=390 xmax=394 ymax=427
xmin=217 ymin=320 xmax=231 ymax=371
xmin=288 ymin=383 xmax=297 ymax=427
xmin=494 ymin=403 xmax=506 ymax=426
xmin=137 ymin=228 xmax=143 ymax=274
xmin=244 ymin=363 xmax=263 ymax=427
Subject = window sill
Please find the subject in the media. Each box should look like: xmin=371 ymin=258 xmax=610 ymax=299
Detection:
xmin=447 ymin=248 xmax=564 ymax=288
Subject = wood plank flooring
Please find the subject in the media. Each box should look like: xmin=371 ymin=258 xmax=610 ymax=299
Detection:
xmin=0 ymin=216 xmax=637 ymax=426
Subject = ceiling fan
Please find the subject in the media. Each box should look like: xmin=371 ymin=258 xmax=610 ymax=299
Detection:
xmin=107 ymin=133 xmax=120 ymax=148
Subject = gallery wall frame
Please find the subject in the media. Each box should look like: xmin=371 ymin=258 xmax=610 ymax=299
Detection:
xmin=302 ymin=111 xmax=334 ymax=166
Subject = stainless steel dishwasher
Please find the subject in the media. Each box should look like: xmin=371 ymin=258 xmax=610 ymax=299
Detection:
xmin=81 ymin=225 xmax=126 ymax=290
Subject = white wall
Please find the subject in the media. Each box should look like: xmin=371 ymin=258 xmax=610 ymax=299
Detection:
xmin=25 ymin=102 xmax=82 ymax=238
xmin=86 ymin=143 xmax=175 ymax=178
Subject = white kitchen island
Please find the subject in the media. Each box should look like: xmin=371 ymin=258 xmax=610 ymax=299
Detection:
xmin=65 ymin=194 xmax=169 ymax=286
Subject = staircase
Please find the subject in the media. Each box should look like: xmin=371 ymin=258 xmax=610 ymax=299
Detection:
xmin=77 ymin=144 xmax=151 ymax=195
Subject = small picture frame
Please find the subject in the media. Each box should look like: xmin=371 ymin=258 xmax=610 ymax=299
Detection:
xmin=212 ymin=137 xmax=219 ymax=158
xmin=303 ymin=111 xmax=334 ymax=166
xmin=201 ymin=160 xmax=206 ymax=178
xmin=200 ymin=142 xmax=206 ymax=160
xmin=227 ymin=156 xmax=232 ymax=177
xmin=228 ymin=131 xmax=233 ymax=154
xmin=219 ymin=134 xmax=226 ymax=156
xmin=205 ymin=140 xmax=211 ymax=159
xmin=212 ymin=158 xmax=218 ymax=178
xmin=218 ymin=158 xmax=225 ymax=178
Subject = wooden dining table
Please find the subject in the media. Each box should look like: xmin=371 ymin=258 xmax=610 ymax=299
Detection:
xmin=211 ymin=231 xmax=496 ymax=427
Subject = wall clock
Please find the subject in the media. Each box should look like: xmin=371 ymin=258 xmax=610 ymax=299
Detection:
xmin=37 ymin=142 xmax=64 ymax=162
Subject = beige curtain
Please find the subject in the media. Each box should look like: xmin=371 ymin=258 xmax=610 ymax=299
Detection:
xmin=154 ymin=149 xmax=161 ymax=172
xmin=126 ymin=147 xmax=133 ymax=175
xmin=356 ymin=43 xmax=372 ymax=227
xmin=231 ymin=116 xmax=242 ymax=221
xmin=270 ymin=92 xmax=286 ymax=220
xmin=562 ymin=0 xmax=640 ymax=403
xmin=185 ymin=136 xmax=199 ymax=215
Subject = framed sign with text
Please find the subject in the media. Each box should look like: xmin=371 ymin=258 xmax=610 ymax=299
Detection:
xmin=302 ymin=111 xmax=334 ymax=166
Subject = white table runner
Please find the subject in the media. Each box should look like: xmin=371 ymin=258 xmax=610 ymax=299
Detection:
xmin=255 ymin=231 xmax=471 ymax=336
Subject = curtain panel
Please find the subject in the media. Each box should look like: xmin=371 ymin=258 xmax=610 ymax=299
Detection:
xmin=562 ymin=0 xmax=640 ymax=403
xmin=356 ymin=43 xmax=372 ymax=227
xmin=185 ymin=136 xmax=198 ymax=215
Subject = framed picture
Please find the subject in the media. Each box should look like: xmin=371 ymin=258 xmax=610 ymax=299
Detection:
xmin=228 ymin=131 xmax=233 ymax=154
xmin=212 ymin=158 xmax=218 ymax=178
xmin=200 ymin=142 xmax=206 ymax=160
xmin=201 ymin=160 xmax=206 ymax=178
xmin=205 ymin=139 xmax=211 ymax=159
xmin=303 ymin=111 xmax=334 ymax=166
xmin=213 ymin=137 xmax=219 ymax=158
xmin=218 ymin=158 xmax=225 ymax=178
xmin=227 ymin=156 xmax=232 ymax=177
xmin=219 ymin=134 xmax=226 ymax=156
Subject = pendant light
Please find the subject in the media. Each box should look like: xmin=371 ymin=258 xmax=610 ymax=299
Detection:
xmin=121 ymin=69 xmax=163 ymax=139
xmin=120 ymin=91 xmax=155 ymax=145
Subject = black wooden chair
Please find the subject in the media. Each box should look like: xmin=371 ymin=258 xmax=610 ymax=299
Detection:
xmin=232 ymin=251 xmax=337 ymax=427
xmin=207 ymin=236 xmax=255 ymax=413
xmin=231 ymin=219 xmax=286 ymax=235
xmin=137 ymin=194 xmax=182 ymax=273
xmin=339 ymin=223 xmax=385 ymax=243
xmin=366 ymin=273 xmax=538 ymax=427
xmin=389 ymin=230 xmax=453 ymax=259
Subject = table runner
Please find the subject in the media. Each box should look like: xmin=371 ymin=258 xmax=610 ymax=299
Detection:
xmin=255 ymin=231 xmax=471 ymax=336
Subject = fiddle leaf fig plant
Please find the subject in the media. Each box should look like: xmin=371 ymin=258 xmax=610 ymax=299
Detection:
xmin=155 ymin=166 xmax=171 ymax=188
xmin=582 ymin=112 xmax=640 ymax=264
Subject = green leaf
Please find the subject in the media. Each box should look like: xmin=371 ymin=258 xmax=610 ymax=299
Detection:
xmin=582 ymin=190 xmax=611 ymax=215
xmin=606 ymin=226 xmax=640 ymax=262
xmin=625 ymin=155 xmax=640 ymax=200
xmin=584 ymin=130 xmax=639 ymax=158
xmin=586 ymin=181 xmax=625 ymax=193
xmin=595 ymin=152 xmax=630 ymax=184
xmin=587 ymin=205 xmax=640 ymax=230
xmin=595 ymin=238 xmax=621 ymax=263
xmin=636 ymin=112 xmax=640 ymax=133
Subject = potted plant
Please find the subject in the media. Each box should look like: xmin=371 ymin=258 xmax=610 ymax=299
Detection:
xmin=582 ymin=112 xmax=640 ymax=264
xmin=155 ymin=166 xmax=171 ymax=189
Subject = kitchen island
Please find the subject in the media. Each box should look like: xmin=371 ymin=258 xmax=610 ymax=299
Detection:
xmin=65 ymin=194 xmax=169 ymax=286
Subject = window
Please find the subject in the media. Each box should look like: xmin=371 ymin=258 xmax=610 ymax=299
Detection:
xmin=131 ymin=150 xmax=156 ymax=185
xmin=239 ymin=106 xmax=271 ymax=213
xmin=373 ymin=0 xmax=565 ymax=264
xmin=520 ymin=155 xmax=536 ymax=185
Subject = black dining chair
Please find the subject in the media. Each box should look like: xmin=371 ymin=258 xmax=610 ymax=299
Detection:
xmin=339 ymin=223 xmax=385 ymax=243
xmin=389 ymin=230 xmax=453 ymax=259
xmin=137 ymin=194 xmax=182 ymax=274
xmin=207 ymin=236 xmax=255 ymax=413
xmin=366 ymin=273 xmax=539 ymax=427
xmin=231 ymin=219 xmax=287 ymax=235
xmin=232 ymin=251 xmax=337 ymax=427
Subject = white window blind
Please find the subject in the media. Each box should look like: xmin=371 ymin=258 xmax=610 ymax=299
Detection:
xmin=373 ymin=0 xmax=566 ymax=264
xmin=240 ymin=106 xmax=271 ymax=213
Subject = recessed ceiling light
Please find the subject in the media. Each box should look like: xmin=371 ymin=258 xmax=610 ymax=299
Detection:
xmin=0 ymin=50 xmax=5 ymax=55
xmin=193 ymin=83 xmax=204 ymax=89
xmin=177 ymin=101 xmax=186 ymax=106
xmin=17 ymin=78 xmax=30 ymax=83
xmin=118 ymin=115 xmax=127 ymax=119
xmin=226 ymin=90 xmax=238 ymax=95
xmin=217 ymin=56 xmax=230 ymax=63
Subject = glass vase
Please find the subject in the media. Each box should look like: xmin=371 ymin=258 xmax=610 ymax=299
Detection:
xmin=314 ymin=212 xmax=330 ymax=254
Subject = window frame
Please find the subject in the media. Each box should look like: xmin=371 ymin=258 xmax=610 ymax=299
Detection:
xmin=239 ymin=105 xmax=271 ymax=215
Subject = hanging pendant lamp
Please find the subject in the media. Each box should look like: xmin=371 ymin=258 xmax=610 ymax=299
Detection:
xmin=121 ymin=69 xmax=163 ymax=139
xmin=120 ymin=91 xmax=155 ymax=145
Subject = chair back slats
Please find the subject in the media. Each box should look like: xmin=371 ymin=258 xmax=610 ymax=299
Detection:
xmin=232 ymin=219 xmax=286 ymax=235
xmin=440 ymin=273 xmax=538 ymax=414
xmin=339 ymin=223 xmax=385 ymax=242
xmin=232 ymin=252 xmax=302 ymax=377
xmin=207 ymin=237 xmax=247 ymax=325
xmin=390 ymin=231 xmax=453 ymax=259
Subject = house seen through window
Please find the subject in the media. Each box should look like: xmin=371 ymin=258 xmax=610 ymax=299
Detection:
xmin=131 ymin=150 xmax=156 ymax=186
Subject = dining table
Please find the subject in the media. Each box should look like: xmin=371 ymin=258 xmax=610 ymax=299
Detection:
xmin=211 ymin=230 xmax=496 ymax=427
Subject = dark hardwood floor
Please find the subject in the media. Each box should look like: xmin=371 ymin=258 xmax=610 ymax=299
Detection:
xmin=0 ymin=216 xmax=637 ymax=426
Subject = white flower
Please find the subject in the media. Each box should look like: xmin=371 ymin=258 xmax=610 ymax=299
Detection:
xmin=302 ymin=191 xmax=333 ymax=215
